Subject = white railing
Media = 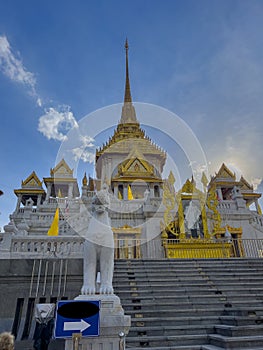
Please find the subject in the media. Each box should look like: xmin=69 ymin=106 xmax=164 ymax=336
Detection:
xmin=250 ymin=211 xmax=263 ymax=229
xmin=7 ymin=236 xmax=263 ymax=259
xmin=11 ymin=236 xmax=84 ymax=258
xmin=217 ymin=200 xmax=236 ymax=211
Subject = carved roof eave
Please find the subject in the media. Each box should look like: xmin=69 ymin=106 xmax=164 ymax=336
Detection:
xmin=240 ymin=176 xmax=253 ymax=191
xmin=216 ymin=225 xmax=242 ymax=236
xmin=111 ymin=176 xmax=163 ymax=183
xmin=209 ymin=179 xmax=241 ymax=187
xmin=14 ymin=188 xmax=46 ymax=196
xmin=43 ymin=177 xmax=78 ymax=184
xmin=96 ymin=143 xmax=166 ymax=158
xmin=96 ymin=128 xmax=166 ymax=161
xmin=112 ymin=225 xmax=142 ymax=235
xmin=242 ymin=192 xmax=261 ymax=199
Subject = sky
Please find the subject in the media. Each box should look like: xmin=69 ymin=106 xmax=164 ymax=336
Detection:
xmin=0 ymin=0 xmax=263 ymax=229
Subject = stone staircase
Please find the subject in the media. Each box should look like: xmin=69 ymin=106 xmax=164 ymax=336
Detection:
xmin=113 ymin=259 xmax=263 ymax=350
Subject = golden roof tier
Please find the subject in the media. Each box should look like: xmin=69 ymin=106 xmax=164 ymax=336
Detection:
xmin=209 ymin=163 xmax=261 ymax=206
xmin=96 ymin=40 xmax=166 ymax=180
xmin=14 ymin=171 xmax=46 ymax=206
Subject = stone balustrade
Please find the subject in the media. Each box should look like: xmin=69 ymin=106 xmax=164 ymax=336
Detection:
xmin=251 ymin=212 xmax=263 ymax=229
xmin=5 ymin=236 xmax=263 ymax=259
xmin=217 ymin=200 xmax=236 ymax=210
xmin=10 ymin=236 xmax=84 ymax=258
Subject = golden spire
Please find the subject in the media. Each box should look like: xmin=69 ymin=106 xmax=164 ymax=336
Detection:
xmin=82 ymin=172 xmax=87 ymax=186
xmin=124 ymin=38 xmax=132 ymax=103
xmin=120 ymin=39 xmax=137 ymax=124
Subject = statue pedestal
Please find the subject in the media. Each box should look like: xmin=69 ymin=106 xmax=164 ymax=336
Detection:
xmin=64 ymin=294 xmax=131 ymax=350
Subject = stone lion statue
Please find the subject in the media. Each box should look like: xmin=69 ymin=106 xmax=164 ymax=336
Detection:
xmin=81 ymin=185 xmax=114 ymax=295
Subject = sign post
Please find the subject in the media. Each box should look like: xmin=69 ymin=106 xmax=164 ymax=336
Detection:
xmin=72 ymin=333 xmax=82 ymax=350
xmin=54 ymin=300 xmax=100 ymax=339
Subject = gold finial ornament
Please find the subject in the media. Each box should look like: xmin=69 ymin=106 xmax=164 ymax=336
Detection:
xmin=82 ymin=172 xmax=87 ymax=186
xmin=124 ymin=38 xmax=132 ymax=103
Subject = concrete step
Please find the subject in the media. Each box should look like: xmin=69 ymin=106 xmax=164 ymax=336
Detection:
xmin=121 ymin=301 xmax=263 ymax=312
xmin=115 ymin=274 xmax=263 ymax=281
xmin=126 ymin=307 xmax=226 ymax=318
xmin=219 ymin=315 xmax=263 ymax=326
xmin=127 ymin=346 xmax=202 ymax=350
xmin=128 ymin=324 xmax=214 ymax=337
xmin=215 ymin=324 xmax=263 ymax=337
xmin=118 ymin=293 xmax=263 ymax=304
xmin=119 ymin=299 xmax=222 ymax=308
xmin=130 ymin=315 xmax=221 ymax=327
xmin=126 ymin=334 xmax=208 ymax=347
xmin=201 ymin=346 xmax=225 ymax=350
xmin=115 ymin=288 xmax=219 ymax=296
xmin=114 ymin=281 xmax=212 ymax=288
xmin=209 ymin=334 xmax=263 ymax=349
xmin=115 ymin=259 xmax=263 ymax=349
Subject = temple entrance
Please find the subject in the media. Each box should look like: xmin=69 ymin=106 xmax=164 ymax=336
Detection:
xmin=112 ymin=226 xmax=141 ymax=259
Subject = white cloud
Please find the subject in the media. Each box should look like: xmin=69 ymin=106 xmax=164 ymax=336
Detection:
xmin=0 ymin=35 xmax=36 ymax=91
xmin=38 ymin=105 xmax=78 ymax=141
xmin=72 ymin=147 xmax=95 ymax=163
xmin=72 ymin=135 xmax=95 ymax=163
xmin=251 ymin=178 xmax=262 ymax=191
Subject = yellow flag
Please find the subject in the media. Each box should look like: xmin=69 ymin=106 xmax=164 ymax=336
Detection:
xmin=258 ymin=204 xmax=262 ymax=216
xmin=128 ymin=185 xmax=134 ymax=200
xmin=57 ymin=189 xmax=62 ymax=198
xmin=47 ymin=208 xmax=59 ymax=236
xmin=118 ymin=190 xmax=123 ymax=200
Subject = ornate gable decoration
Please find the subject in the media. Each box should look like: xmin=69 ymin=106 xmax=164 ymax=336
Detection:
xmin=22 ymin=171 xmax=43 ymax=189
xmin=50 ymin=159 xmax=73 ymax=178
xmin=216 ymin=163 xmax=236 ymax=180
xmin=240 ymin=176 xmax=253 ymax=191
xmin=181 ymin=179 xmax=194 ymax=194
xmin=118 ymin=157 xmax=154 ymax=177
xmin=177 ymin=177 xmax=204 ymax=201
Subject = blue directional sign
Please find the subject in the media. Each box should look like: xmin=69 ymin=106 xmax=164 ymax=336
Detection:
xmin=55 ymin=300 xmax=100 ymax=338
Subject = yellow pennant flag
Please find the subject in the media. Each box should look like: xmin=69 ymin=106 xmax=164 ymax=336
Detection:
xmin=128 ymin=185 xmax=134 ymax=200
xmin=118 ymin=190 xmax=123 ymax=200
xmin=47 ymin=208 xmax=59 ymax=236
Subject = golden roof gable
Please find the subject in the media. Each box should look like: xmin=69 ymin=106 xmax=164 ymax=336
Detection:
xmin=21 ymin=171 xmax=43 ymax=189
xmin=50 ymin=159 xmax=74 ymax=178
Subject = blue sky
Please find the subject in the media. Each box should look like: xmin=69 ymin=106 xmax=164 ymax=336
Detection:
xmin=0 ymin=0 xmax=263 ymax=229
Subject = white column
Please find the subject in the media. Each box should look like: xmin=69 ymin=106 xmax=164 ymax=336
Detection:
xmin=15 ymin=194 xmax=22 ymax=211
xmin=46 ymin=183 xmax=52 ymax=200
xmin=255 ymin=199 xmax=262 ymax=215
xmin=217 ymin=188 xmax=223 ymax=201
xmin=37 ymin=194 xmax=42 ymax=206
xmin=68 ymin=183 xmax=73 ymax=198
xmin=124 ymin=184 xmax=128 ymax=200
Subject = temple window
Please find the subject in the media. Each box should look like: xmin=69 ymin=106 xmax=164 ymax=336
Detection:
xmin=118 ymin=185 xmax=124 ymax=199
xmin=154 ymin=185 xmax=160 ymax=197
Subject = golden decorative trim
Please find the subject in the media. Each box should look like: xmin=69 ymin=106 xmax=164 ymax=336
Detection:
xmin=21 ymin=171 xmax=43 ymax=188
xmin=14 ymin=189 xmax=45 ymax=195
xmin=50 ymin=159 xmax=73 ymax=176
xmin=112 ymin=225 xmax=141 ymax=235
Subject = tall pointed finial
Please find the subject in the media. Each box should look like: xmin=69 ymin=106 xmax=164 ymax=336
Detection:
xmin=124 ymin=38 xmax=132 ymax=103
xmin=120 ymin=39 xmax=137 ymax=124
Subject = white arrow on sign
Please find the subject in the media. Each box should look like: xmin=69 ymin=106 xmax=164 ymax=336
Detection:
xmin=64 ymin=319 xmax=91 ymax=332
